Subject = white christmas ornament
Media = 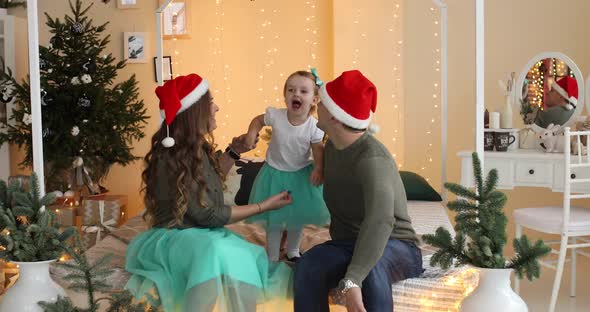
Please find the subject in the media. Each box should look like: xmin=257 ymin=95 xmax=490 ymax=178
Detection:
xmin=64 ymin=190 xmax=75 ymax=197
xmin=51 ymin=190 xmax=64 ymax=198
xmin=82 ymin=119 xmax=88 ymax=123
xmin=71 ymin=76 xmax=81 ymax=85
xmin=22 ymin=113 xmax=32 ymax=125
xmin=71 ymin=126 xmax=80 ymax=136
xmin=72 ymin=156 xmax=83 ymax=168
xmin=81 ymin=74 xmax=92 ymax=84
xmin=47 ymin=69 xmax=53 ymax=73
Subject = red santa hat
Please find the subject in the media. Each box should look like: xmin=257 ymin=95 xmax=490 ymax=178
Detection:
xmin=319 ymin=70 xmax=379 ymax=132
xmin=155 ymin=73 xmax=209 ymax=147
xmin=552 ymin=76 xmax=578 ymax=111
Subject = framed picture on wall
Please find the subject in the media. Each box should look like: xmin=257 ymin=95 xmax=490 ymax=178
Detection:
xmin=0 ymin=86 xmax=11 ymax=129
xmin=123 ymin=32 xmax=147 ymax=63
xmin=154 ymin=56 xmax=173 ymax=82
xmin=160 ymin=0 xmax=190 ymax=39
xmin=117 ymin=0 xmax=140 ymax=9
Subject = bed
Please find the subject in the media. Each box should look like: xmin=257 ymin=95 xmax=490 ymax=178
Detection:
xmin=51 ymin=163 xmax=476 ymax=312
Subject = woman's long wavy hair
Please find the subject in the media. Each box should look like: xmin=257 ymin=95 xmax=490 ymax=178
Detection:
xmin=142 ymin=91 xmax=223 ymax=228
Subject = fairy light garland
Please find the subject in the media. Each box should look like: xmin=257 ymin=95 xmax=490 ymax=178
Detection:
xmin=390 ymin=1 xmax=403 ymax=168
xmin=419 ymin=5 xmax=442 ymax=182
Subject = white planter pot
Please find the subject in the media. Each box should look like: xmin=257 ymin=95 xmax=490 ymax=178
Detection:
xmin=460 ymin=268 xmax=527 ymax=312
xmin=0 ymin=8 xmax=7 ymax=16
xmin=0 ymin=260 xmax=66 ymax=312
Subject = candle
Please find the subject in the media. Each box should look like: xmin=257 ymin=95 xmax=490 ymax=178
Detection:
xmin=490 ymin=112 xmax=500 ymax=129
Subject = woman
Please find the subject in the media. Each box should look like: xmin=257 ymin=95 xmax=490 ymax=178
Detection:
xmin=125 ymin=73 xmax=293 ymax=312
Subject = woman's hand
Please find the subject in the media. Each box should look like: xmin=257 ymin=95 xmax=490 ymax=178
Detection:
xmin=231 ymin=133 xmax=259 ymax=154
xmin=260 ymin=191 xmax=292 ymax=212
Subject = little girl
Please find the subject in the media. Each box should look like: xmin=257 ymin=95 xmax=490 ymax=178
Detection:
xmin=244 ymin=70 xmax=330 ymax=262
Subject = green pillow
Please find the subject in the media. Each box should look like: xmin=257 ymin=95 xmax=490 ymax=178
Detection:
xmin=400 ymin=171 xmax=442 ymax=201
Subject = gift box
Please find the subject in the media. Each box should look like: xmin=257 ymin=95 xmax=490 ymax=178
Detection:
xmin=46 ymin=204 xmax=77 ymax=227
xmin=81 ymin=195 xmax=128 ymax=226
xmin=78 ymin=195 xmax=128 ymax=248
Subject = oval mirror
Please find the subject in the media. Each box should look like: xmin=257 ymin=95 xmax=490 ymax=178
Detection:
xmin=515 ymin=52 xmax=584 ymax=131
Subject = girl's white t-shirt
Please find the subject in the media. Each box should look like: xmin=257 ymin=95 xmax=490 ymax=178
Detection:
xmin=264 ymin=107 xmax=325 ymax=172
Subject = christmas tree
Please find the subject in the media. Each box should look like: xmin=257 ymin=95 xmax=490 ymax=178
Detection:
xmin=422 ymin=152 xmax=551 ymax=281
xmin=0 ymin=173 xmax=76 ymax=262
xmin=0 ymin=0 xmax=148 ymax=192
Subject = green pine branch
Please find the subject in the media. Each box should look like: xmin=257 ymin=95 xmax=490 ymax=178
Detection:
xmin=424 ymin=152 xmax=551 ymax=281
xmin=508 ymin=236 xmax=551 ymax=281
xmin=0 ymin=173 xmax=75 ymax=262
xmin=38 ymin=234 xmax=160 ymax=312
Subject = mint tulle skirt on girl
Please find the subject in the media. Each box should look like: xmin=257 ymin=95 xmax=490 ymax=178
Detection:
xmin=247 ymin=163 xmax=330 ymax=229
xmin=125 ymin=227 xmax=293 ymax=312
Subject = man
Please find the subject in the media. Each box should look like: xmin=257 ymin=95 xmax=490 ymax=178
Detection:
xmin=535 ymin=76 xmax=578 ymax=129
xmin=293 ymin=70 xmax=423 ymax=312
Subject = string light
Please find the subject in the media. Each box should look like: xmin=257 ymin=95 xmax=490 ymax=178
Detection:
xmin=528 ymin=60 xmax=545 ymax=108
xmin=390 ymin=1 xmax=403 ymax=168
xmin=418 ymin=6 xmax=442 ymax=182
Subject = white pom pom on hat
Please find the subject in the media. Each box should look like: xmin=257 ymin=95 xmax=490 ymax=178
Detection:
xmin=155 ymin=73 xmax=209 ymax=147
xmin=368 ymin=123 xmax=380 ymax=134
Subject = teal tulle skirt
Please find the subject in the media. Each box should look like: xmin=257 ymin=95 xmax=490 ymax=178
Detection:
xmin=125 ymin=227 xmax=293 ymax=312
xmin=246 ymin=164 xmax=329 ymax=229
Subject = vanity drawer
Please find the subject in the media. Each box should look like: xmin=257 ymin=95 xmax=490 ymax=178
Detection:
xmin=459 ymin=157 xmax=513 ymax=189
xmin=515 ymin=161 xmax=553 ymax=186
xmin=488 ymin=160 xmax=514 ymax=188
xmin=553 ymin=164 xmax=590 ymax=193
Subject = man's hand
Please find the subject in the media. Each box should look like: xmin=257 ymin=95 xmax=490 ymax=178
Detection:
xmin=231 ymin=133 xmax=259 ymax=154
xmin=345 ymin=287 xmax=366 ymax=312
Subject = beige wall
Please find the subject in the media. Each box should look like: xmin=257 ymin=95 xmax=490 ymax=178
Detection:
xmin=9 ymin=0 xmax=590 ymax=250
xmin=405 ymin=0 xmax=590 ymax=254
xmin=163 ymin=0 xmax=333 ymax=158
xmin=333 ymin=0 xmax=405 ymax=166
xmin=9 ymin=0 xmax=334 ymax=218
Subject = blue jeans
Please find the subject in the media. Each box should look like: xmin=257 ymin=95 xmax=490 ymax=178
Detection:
xmin=293 ymin=239 xmax=423 ymax=312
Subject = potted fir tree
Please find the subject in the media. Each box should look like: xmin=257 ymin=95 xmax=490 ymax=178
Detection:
xmin=0 ymin=174 xmax=76 ymax=312
xmin=423 ymin=153 xmax=551 ymax=312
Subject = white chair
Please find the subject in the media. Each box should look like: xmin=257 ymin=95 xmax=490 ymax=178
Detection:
xmin=513 ymin=127 xmax=590 ymax=312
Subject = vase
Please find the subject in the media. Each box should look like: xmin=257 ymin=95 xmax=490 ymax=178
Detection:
xmin=0 ymin=9 xmax=7 ymax=16
xmin=459 ymin=268 xmax=527 ymax=312
xmin=501 ymin=95 xmax=514 ymax=129
xmin=0 ymin=260 xmax=67 ymax=312
xmin=519 ymin=128 xmax=538 ymax=149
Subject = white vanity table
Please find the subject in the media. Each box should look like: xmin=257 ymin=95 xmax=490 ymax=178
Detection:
xmin=459 ymin=51 xmax=590 ymax=194
xmin=458 ymin=149 xmax=590 ymax=193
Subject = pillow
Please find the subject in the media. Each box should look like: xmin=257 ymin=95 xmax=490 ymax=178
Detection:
xmin=231 ymin=162 xmax=442 ymax=203
xmin=400 ymin=171 xmax=442 ymax=201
